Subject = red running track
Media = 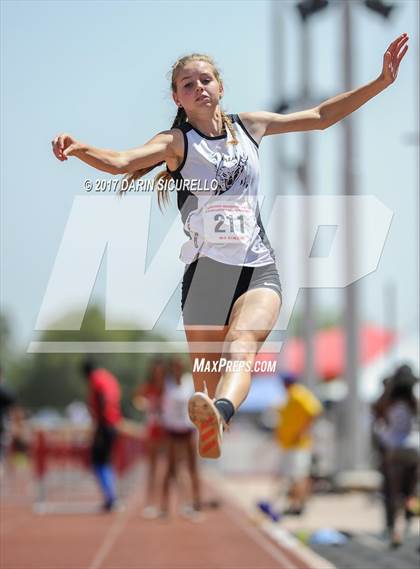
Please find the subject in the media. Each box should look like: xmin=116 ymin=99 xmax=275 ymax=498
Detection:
xmin=1 ymin=470 xmax=310 ymax=569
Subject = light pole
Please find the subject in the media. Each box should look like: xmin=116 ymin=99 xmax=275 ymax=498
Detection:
xmin=295 ymin=1 xmax=395 ymax=469
xmin=273 ymin=0 xmax=329 ymax=389
xmin=297 ymin=0 xmax=329 ymax=391
xmin=340 ymin=0 xmax=395 ymax=470
xmin=272 ymin=0 xmax=396 ymax=471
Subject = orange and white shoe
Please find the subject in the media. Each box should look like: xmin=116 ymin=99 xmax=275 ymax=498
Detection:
xmin=188 ymin=391 xmax=226 ymax=459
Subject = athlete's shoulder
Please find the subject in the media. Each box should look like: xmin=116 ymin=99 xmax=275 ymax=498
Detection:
xmin=161 ymin=128 xmax=187 ymax=164
xmin=233 ymin=112 xmax=261 ymax=148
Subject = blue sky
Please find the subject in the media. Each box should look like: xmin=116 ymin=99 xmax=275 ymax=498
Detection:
xmin=1 ymin=0 xmax=418 ymax=351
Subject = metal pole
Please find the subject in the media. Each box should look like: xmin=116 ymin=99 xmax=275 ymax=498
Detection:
xmin=384 ymin=280 xmax=398 ymax=361
xmin=271 ymin=0 xmax=288 ymax=369
xmin=342 ymin=0 xmax=363 ymax=470
xmin=300 ymin=16 xmax=316 ymax=391
xmin=271 ymin=0 xmax=286 ymax=200
xmin=414 ymin=0 xmax=420 ymax=342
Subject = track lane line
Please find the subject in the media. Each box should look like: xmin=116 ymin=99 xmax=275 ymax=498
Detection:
xmin=87 ymin=486 xmax=143 ymax=569
xmin=222 ymin=500 xmax=298 ymax=569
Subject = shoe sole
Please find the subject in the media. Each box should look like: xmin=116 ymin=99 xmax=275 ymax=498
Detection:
xmin=188 ymin=392 xmax=222 ymax=459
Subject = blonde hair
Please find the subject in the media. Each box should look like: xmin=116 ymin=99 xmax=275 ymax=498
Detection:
xmin=121 ymin=54 xmax=238 ymax=210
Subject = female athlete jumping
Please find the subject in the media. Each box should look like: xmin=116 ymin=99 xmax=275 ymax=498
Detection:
xmin=52 ymin=33 xmax=408 ymax=459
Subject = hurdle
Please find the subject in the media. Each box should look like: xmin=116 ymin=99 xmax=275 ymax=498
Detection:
xmin=32 ymin=424 xmax=145 ymax=514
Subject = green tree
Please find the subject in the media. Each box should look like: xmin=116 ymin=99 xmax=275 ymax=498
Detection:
xmin=0 ymin=311 xmax=14 ymax=371
xmin=288 ymin=308 xmax=342 ymax=337
xmin=14 ymin=305 xmax=169 ymax=415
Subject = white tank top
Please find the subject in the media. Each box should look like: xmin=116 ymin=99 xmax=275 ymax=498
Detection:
xmin=169 ymin=114 xmax=276 ymax=267
xmin=161 ymin=374 xmax=194 ymax=432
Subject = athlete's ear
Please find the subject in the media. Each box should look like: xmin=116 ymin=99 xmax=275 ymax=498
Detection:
xmin=172 ymin=92 xmax=180 ymax=107
xmin=219 ymin=83 xmax=224 ymax=99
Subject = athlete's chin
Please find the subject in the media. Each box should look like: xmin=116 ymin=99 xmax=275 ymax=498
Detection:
xmin=195 ymin=101 xmax=217 ymax=112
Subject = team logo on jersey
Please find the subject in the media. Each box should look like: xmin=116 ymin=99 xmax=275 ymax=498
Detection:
xmin=211 ymin=152 xmax=249 ymax=195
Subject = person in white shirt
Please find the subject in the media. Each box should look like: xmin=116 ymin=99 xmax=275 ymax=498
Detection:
xmin=160 ymin=358 xmax=201 ymax=517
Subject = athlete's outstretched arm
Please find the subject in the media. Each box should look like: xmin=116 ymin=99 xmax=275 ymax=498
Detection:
xmin=51 ymin=131 xmax=180 ymax=175
xmin=241 ymin=32 xmax=409 ymax=140
xmin=316 ymin=31 xmax=408 ymax=130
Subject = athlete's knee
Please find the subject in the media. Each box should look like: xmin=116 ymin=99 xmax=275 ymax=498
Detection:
xmin=223 ymin=330 xmax=258 ymax=360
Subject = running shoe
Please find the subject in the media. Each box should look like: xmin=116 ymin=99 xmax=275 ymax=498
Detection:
xmin=283 ymin=506 xmax=305 ymax=516
xmin=142 ymin=505 xmax=160 ymax=519
xmin=256 ymin=501 xmax=282 ymax=522
xmin=179 ymin=504 xmax=205 ymax=522
xmin=188 ymin=391 xmax=226 ymax=459
xmin=101 ymin=498 xmax=124 ymax=513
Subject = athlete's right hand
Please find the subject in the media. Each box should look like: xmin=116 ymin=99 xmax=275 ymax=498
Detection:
xmin=51 ymin=133 xmax=81 ymax=161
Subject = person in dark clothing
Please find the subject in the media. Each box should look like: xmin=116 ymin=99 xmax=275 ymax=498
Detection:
xmin=373 ymin=365 xmax=419 ymax=548
xmin=81 ymin=359 xmax=122 ymax=512
xmin=0 ymin=367 xmax=16 ymax=465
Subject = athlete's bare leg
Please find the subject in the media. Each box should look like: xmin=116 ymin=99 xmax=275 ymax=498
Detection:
xmin=185 ymin=433 xmax=201 ymax=509
xmin=145 ymin=440 xmax=159 ymax=505
xmin=185 ymin=289 xmax=281 ymax=458
xmin=184 ymin=325 xmax=229 ymax=397
xmin=215 ymin=288 xmax=281 ymax=409
xmin=287 ymin=478 xmax=312 ymax=511
xmin=161 ymin=437 xmax=176 ymax=514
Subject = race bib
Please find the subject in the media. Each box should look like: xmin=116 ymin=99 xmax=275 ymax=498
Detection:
xmin=203 ymin=201 xmax=256 ymax=244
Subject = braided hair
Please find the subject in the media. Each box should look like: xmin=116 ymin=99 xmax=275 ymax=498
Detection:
xmin=121 ymin=54 xmax=238 ymax=210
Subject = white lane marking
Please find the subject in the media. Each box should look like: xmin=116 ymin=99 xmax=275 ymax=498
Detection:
xmin=222 ymin=503 xmax=298 ymax=569
xmin=88 ymin=488 xmax=142 ymax=569
xmin=204 ymin=472 xmax=300 ymax=568
xmin=205 ymin=471 xmax=336 ymax=569
xmin=263 ymin=523 xmax=337 ymax=569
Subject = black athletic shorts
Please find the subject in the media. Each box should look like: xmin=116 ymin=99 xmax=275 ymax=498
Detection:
xmin=91 ymin=423 xmax=118 ymax=466
xmin=181 ymin=256 xmax=282 ymax=326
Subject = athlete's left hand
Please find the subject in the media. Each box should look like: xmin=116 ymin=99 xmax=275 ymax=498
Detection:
xmin=381 ymin=33 xmax=409 ymax=86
